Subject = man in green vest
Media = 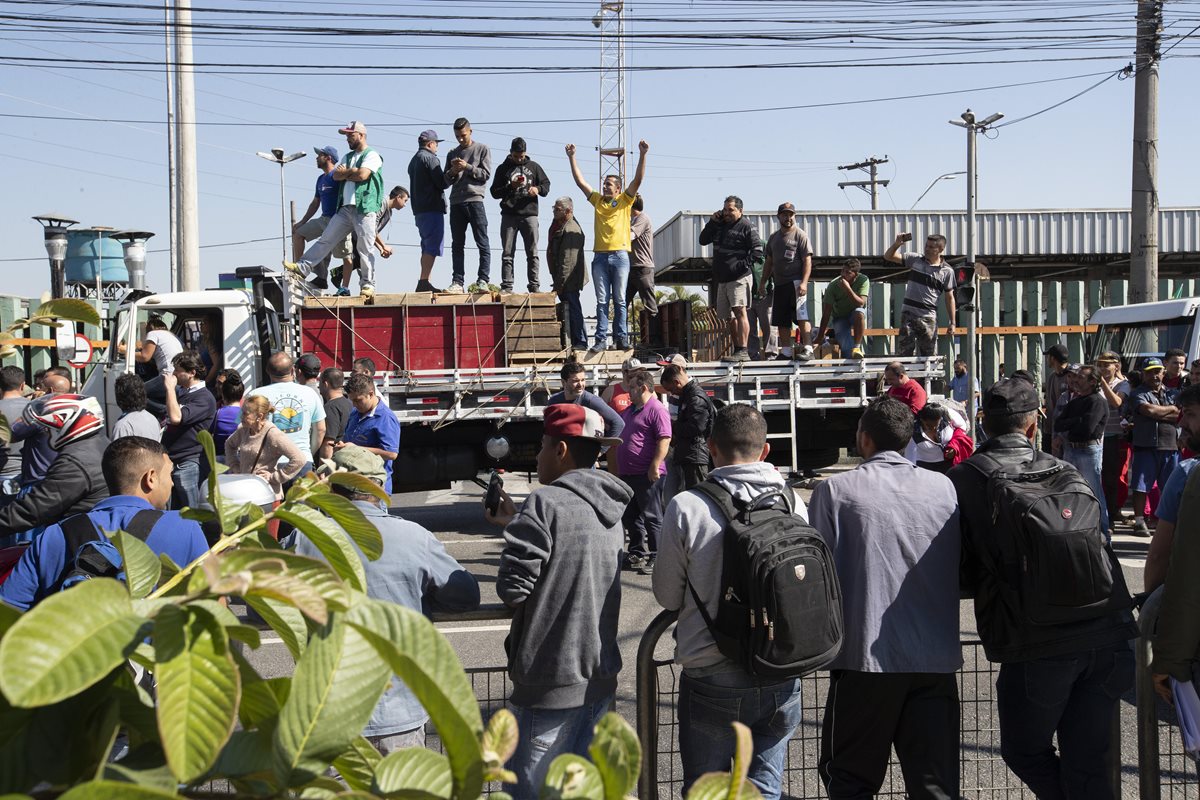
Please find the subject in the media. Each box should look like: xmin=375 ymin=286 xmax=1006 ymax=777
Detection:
xmin=285 ymin=120 xmax=385 ymax=300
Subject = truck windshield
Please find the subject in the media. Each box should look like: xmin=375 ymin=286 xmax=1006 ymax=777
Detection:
xmin=1091 ymin=315 xmax=1195 ymax=367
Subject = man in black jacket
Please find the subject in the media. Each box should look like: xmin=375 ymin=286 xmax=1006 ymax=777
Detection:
xmin=1054 ymin=364 xmax=1111 ymax=536
xmin=948 ymin=379 xmax=1136 ymax=800
xmin=699 ymin=196 xmax=763 ymax=362
xmin=660 ymin=358 xmax=714 ymax=502
xmin=490 ymin=137 xmax=551 ymax=293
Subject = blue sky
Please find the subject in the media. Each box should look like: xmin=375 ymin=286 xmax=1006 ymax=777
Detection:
xmin=2 ymin=0 xmax=1199 ymax=297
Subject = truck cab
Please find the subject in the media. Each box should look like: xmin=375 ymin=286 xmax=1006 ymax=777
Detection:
xmin=1088 ymin=298 xmax=1200 ymax=371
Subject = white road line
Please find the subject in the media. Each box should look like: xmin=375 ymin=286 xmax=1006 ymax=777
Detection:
xmin=440 ymin=538 xmax=505 ymax=545
xmin=1120 ymin=558 xmax=1146 ymax=570
xmin=254 ymin=622 xmax=511 ymax=646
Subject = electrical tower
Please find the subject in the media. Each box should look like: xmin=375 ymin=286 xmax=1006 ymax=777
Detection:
xmin=837 ymin=156 xmax=890 ymax=210
xmin=594 ymin=2 xmax=627 ymax=185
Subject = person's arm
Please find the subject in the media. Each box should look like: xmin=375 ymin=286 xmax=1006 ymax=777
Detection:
xmin=310 ymin=419 xmax=326 ymax=459
xmin=883 ymin=234 xmax=908 ymax=265
xmin=534 ymin=163 xmax=551 ymax=197
xmin=362 ymin=413 xmax=400 ymax=462
xmin=1140 ymin=402 xmax=1181 ymax=420
xmin=1145 ymin=520 xmax=1176 ymax=593
xmin=489 ymin=163 xmax=507 ymax=200
xmin=624 ymin=140 xmax=649 ymax=196
xmin=842 ymin=276 xmax=868 ymax=307
xmin=564 ymin=144 xmax=594 ymax=196
xmin=333 ymin=154 xmax=377 ymax=183
xmin=698 ymin=217 xmax=720 ymax=247
xmin=422 ymin=538 xmax=481 ymax=614
xmin=796 ymin=254 xmax=813 ymax=297
xmin=580 ymin=391 xmax=624 ymax=439
xmin=759 ymin=247 xmax=774 ymax=298
xmin=0 ymin=454 xmax=91 ymax=536
xmin=815 ymin=307 xmax=832 ymax=342
xmin=495 ymin=499 xmax=551 ymax=608
xmin=651 ymin=494 xmax=689 ymax=611
xmin=944 ymin=287 xmax=957 ymax=334
xmin=648 ymin=436 xmax=670 ymax=483
xmin=294 ymin=195 xmax=321 ymax=229
xmin=224 ymin=428 xmax=241 ymax=472
xmin=470 ymin=144 xmax=492 ymax=183
xmin=0 ymin=526 xmax=71 ymax=610
xmin=1152 ymin=468 xmax=1200 ymax=682
xmin=134 ymin=339 xmax=157 ymax=365
xmin=163 ymin=373 xmax=181 ymax=425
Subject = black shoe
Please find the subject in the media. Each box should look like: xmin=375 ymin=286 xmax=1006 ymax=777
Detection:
xmin=306 ymin=277 xmax=328 ymax=291
xmin=415 ymin=279 xmax=443 ymax=293
xmin=625 ymin=553 xmax=646 ymax=571
xmin=330 ymin=265 xmax=343 ymax=285
xmin=637 ymin=557 xmax=655 ymax=576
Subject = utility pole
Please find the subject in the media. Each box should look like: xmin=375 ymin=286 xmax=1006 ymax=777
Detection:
xmin=174 ymin=0 xmax=200 ymax=292
xmin=593 ymin=2 xmax=627 ymax=186
xmin=163 ymin=0 xmax=178 ymax=292
xmin=1130 ymin=0 xmax=1162 ymax=304
xmin=837 ymin=156 xmax=890 ymax=210
xmin=950 ymin=110 xmax=1003 ymax=443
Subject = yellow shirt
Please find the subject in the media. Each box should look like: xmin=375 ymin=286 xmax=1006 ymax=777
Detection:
xmin=587 ymin=191 xmax=636 ymax=252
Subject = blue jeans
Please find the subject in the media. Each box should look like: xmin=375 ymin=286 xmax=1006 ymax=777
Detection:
xmin=509 ymin=697 xmax=612 ymax=800
xmin=1062 ymin=442 xmax=1109 ymax=536
xmin=171 ymin=458 xmax=203 ymax=511
xmin=450 ymin=202 xmax=491 ymax=285
xmin=830 ymin=309 xmax=867 ymax=355
xmin=679 ymin=669 xmax=803 ymax=800
xmin=996 ymin=644 xmax=1133 ymax=800
xmin=592 ymin=251 xmax=630 ymax=348
xmin=559 ymin=290 xmax=587 ymax=348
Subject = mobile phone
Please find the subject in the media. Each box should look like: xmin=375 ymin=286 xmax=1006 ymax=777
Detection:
xmin=900 ymin=232 xmax=913 ymax=242
xmin=485 ymin=470 xmax=504 ymax=515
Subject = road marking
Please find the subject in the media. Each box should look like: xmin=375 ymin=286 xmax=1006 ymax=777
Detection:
xmin=254 ymin=622 xmax=511 ymax=646
xmin=1120 ymin=558 xmax=1146 ymax=570
xmin=440 ymin=538 xmax=505 ymax=545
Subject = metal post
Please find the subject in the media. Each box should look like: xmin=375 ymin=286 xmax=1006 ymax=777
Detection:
xmin=278 ymin=162 xmax=288 ymax=263
xmin=174 ymin=0 xmax=201 ymax=292
xmin=965 ymin=115 xmax=978 ymax=441
xmin=1130 ymin=0 xmax=1161 ymax=304
xmin=164 ymin=0 xmax=178 ymax=292
xmin=636 ymin=609 xmax=677 ymax=800
xmin=1136 ymin=633 xmax=1162 ymax=799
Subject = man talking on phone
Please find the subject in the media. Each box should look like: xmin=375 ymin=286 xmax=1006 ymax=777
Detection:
xmin=699 ymin=196 xmax=764 ymax=362
xmin=884 ymin=232 xmax=956 ymax=357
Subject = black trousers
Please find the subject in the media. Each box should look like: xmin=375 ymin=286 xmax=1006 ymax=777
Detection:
xmin=625 ymin=266 xmax=658 ymax=313
xmin=620 ymin=473 xmax=662 ymax=558
xmin=820 ymin=670 xmax=960 ymax=800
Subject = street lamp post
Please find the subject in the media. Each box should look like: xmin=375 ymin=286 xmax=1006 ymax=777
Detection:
xmin=949 ymin=110 xmax=1003 ymax=442
xmin=256 ymin=148 xmax=307 ymax=263
xmin=32 ymin=213 xmax=79 ymax=300
xmin=911 ymin=172 xmax=966 ymax=209
xmin=114 ymin=230 xmax=155 ymax=291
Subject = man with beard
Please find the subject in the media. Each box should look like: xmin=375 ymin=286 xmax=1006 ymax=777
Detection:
xmin=761 ymin=202 xmax=814 ymax=361
xmin=1142 ymin=384 xmax=1200 ymax=592
xmin=1128 ymin=357 xmax=1180 ymax=537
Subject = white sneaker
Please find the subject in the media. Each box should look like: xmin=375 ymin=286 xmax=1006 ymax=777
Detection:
xmin=797 ymin=345 xmax=815 ymax=361
xmin=445 ymin=282 xmax=466 ymax=294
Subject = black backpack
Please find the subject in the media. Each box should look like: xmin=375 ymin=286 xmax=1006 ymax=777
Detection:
xmin=53 ymin=510 xmax=163 ymax=592
xmin=687 ymin=481 xmax=843 ymax=679
xmin=966 ymin=451 xmax=1131 ymax=625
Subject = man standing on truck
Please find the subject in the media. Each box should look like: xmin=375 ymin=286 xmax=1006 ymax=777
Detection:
xmin=1129 ymin=357 xmax=1181 ymax=537
xmin=335 ymin=186 xmax=410 ymax=297
xmin=883 ymin=232 xmax=956 ymax=357
xmin=626 ymin=195 xmax=658 ymax=317
xmin=444 ymin=118 xmax=493 ymax=294
xmin=246 ymin=352 xmax=326 ymax=485
xmin=547 ymin=197 xmax=588 ymax=351
xmin=491 ymin=137 xmax=551 ymax=294
xmin=564 ymin=139 xmax=650 ymax=353
xmin=284 ymin=121 xmax=384 ymax=301
xmin=700 ymin=196 xmax=764 ymax=363
xmin=761 ymin=202 xmax=814 ymax=361
xmin=291 ymin=145 xmax=354 ymax=291
xmin=408 ymin=130 xmax=447 ymax=293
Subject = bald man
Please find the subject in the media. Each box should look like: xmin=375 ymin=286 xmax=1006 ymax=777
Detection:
xmin=245 ymin=351 xmax=327 ymax=481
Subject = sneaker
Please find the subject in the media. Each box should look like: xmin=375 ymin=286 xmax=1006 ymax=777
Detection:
xmin=1131 ymin=518 xmax=1151 ymax=537
xmin=282 ymin=261 xmax=304 ymax=275
xmin=467 ymin=282 xmax=489 ymax=294
xmin=528 ymin=284 xmax=542 ymax=293
xmin=500 ymin=285 xmax=514 ymax=294
xmin=415 ymin=279 xmax=442 ymax=293
xmin=637 ymin=557 xmax=656 ymax=576
xmin=625 ymin=553 xmax=646 ymax=571
xmin=614 ymin=340 xmax=630 ymax=351
xmin=306 ymin=277 xmax=328 ymax=291
xmin=796 ymin=345 xmax=815 ymax=362
xmin=330 ymin=265 xmax=344 ymax=286
xmin=360 ymin=286 xmax=376 ymax=301
xmin=850 ymin=346 xmax=865 ymax=359
xmin=334 ymin=287 xmax=351 ymax=297
xmin=445 ymin=282 xmax=466 ymax=294
xmin=588 ymin=341 xmax=607 ymax=354
xmin=722 ymin=348 xmax=750 ymax=363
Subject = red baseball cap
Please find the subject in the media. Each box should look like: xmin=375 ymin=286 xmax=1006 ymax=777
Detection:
xmin=543 ymin=403 xmax=622 ymax=446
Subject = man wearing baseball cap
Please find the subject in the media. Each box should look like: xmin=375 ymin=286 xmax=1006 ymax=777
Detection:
xmin=761 ymin=201 xmax=815 ymax=361
xmin=407 ymin=129 xmax=448 ymax=293
xmin=284 ymin=121 xmax=385 ymax=300
xmin=485 ymin=404 xmax=632 ymax=799
xmin=290 ymin=145 xmax=355 ymax=290
xmin=1128 ymin=356 xmax=1182 ymax=536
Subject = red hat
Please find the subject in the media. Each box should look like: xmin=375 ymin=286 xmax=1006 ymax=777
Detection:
xmin=543 ymin=403 xmax=622 ymax=446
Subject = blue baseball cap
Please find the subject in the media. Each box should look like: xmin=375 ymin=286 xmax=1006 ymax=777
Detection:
xmin=314 ymin=145 xmax=338 ymax=160
xmin=1142 ymin=357 xmax=1165 ymax=372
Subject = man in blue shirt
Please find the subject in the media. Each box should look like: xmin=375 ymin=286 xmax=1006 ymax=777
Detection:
xmin=339 ymin=373 xmax=400 ymax=495
xmin=1144 ymin=384 xmax=1200 ymax=592
xmin=291 ymin=145 xmax=354 ymax=291
xmin=948 ymin=357 xmax=980 ymax=418
xmin=546 ymin=361 xmax=624 ymax=441
xmin=0 ymin=436 xmax=208 ymax=610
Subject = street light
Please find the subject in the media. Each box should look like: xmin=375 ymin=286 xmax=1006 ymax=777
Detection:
xmin=911 ymin=172 xmax=966 ymax=209
xmin=948 ymin=109 xmax=1003 ymax=442
xmin=256 ymin=147 xmax=307 ymax=263
xmin=32 ymin=213 xmax=79 ymax=300
xmin=114 ymin=230 xmax=155 ymax=291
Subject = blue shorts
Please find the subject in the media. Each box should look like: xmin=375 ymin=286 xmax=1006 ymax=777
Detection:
xmin=414 ymin=212 xmax=445 ymax=257
xmin=1130 ymin=448 xmax=1179 ymax=494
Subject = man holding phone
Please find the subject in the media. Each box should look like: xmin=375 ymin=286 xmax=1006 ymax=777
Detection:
xmin=883 ymin=232 xmax=956 ymax=357
xmin=699 ymin=196 xmax=764 ymax=362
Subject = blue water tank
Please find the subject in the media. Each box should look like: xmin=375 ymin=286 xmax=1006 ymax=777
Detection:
xmin=64 ymin=228 xmax=128 ymax=283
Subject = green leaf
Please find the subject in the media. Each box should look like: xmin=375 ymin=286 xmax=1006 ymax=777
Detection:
xmin=33 ymin=298 xmax=101 ymax=328
xmin=0 ymin=579 xmax=148 ymax=707
xmin=482 ymin=709 xmax=518 ymax=783
xmin=157 ymin=554 xmax=182 ymax=588
xmin=306 ymin=493 xmax=384 ymax=560
xmin=273 ymin=610 xmax=393 ymax=786
xmin=0 ymin=602 xmax=20 ymax=639
xmin=153 ymin=605 xmax=240 ymax=782
xmin=373 ymin=748 xmax=453 ymax=799
xmin=247 ymin=571 xmax=331 ymax=625
xmin=239 ymin=677 xmax=291 ymax=729
xmin=684 ymin=773 xmax=731 ymax=800
xmin=541 ymin=755 xmax=605 ymax=800
xmin=244 ymin=596 xmax=308 ymax=661
xmin=727 ymin=722 xmax=758 ymax=800
xmin=331 ymin=736 xmax=382 ymax=792
xmin=99 ymin=762 xmax=178 ymax=792
xmin=327 ymin=471 xmax=390 ymax=503
xmin=110 ymin=530 xmax=162 ymax=599
xmin=0 ymin=413 xmax=11 ymax=447
xmin=275 ymin=504 xmax=368 ymax=592
xmin=58 ymin=780 xmax=180 ymax=799
xmin=211 ymin=729 xmax=276 ymax=781
xmin=587 ymin=713 xmax=640 ymax=800
xmin=348 ymin=601 xmax=484 ymax=800
xmin=28 ymin=675 xmax=121 ymax=786
xmin=300 ymin=777 xmax=347 ymax=798
xmin=222 ymin=550 xmax=350 ymax=612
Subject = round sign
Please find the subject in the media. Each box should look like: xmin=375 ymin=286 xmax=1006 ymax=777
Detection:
xmin=67 ymin=333 xmax=94 ymax=369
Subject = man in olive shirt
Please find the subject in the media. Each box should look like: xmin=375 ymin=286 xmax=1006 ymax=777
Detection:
xmin=816 ymin=258 xmax=870 ymax=359
xmin=761 ymin=202 xmax=813 ymax=361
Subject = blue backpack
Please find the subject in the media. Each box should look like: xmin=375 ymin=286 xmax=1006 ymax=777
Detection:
xmin=54 ymin=510 xmax=163 ymax=592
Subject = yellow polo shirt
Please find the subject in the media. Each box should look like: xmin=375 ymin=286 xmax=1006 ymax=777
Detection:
xmin=587 ymin=191 xmax=636 ymax=252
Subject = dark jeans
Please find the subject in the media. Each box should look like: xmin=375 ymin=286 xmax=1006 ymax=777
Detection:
xmin=558 ymin=291 xmax=587 ymax=349
xmin=499 ymin=214 xmax=539 ymax=291
xmin=1100 ymin=435 xmax=1128 ymax=526
xmin=450 ymin=201 xmax=491 ymax=285
xmin=820 ymin=670 xmax=960 ymax=800
xmin=996 ymin=644 xmax=1133 ymax=800
xmin=170 ymin=457 xmax=205 ymax=511
xmin=624 ymin=265 xmax=658 ymax=313
xmin=620 ymin=473 xmax=662 ymax=559
xmin=679 ymin=669 xmax=803 ymax=800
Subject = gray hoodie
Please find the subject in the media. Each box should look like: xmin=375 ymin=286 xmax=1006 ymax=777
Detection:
xmin=498 ymin=467 xmax=633 ymax=708
xmin=652 ymin=462 xmax=808 ymax=671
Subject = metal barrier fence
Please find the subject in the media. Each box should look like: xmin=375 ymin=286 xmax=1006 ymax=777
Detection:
xmin=1135 ymin=603 xmax=1200 ymax=799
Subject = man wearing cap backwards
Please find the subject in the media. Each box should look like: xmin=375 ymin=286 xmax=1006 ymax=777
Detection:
xmin=408 ymin=130 xmax=448 ymax=293
xmin=298 ymin=445 xmax=480 ymax=755
xmin=444 ymin=117 xmax=493 ymax=294
xmin=290 ymin=144 xmax=354 ymax=290
xmin=490 ymin=137 xmax=551 ymax=293
xmin=761 ymin=202 xmax=815 ymax=361
xmin=284 ymin=121 xmax=385 ymax=301
xmin=1128 ymin=356 xmax=1181 ymax=537
xmin=484 ymin=404 xmax=633 ymax=800
xmin=950 ymin=379 xmax=1136 ymax=799
xmin=883 ymin=232 xmax=956 ymax=358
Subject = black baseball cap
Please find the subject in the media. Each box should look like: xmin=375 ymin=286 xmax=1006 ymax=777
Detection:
xmin=982 ymin=379 xmax=1040 ymax=415
xmin=1044 ymin=343 xmax=1069 ymax=363
xmin=296 ymin=353 xmax=322 ymax=378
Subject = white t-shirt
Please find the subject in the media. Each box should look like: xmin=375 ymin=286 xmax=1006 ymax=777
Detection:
xmin=145 ymin=329 xmax=183 ymax=375
xmin=245 ymin=382 xmax=327 ymax=461
xmin=341 ymin=150 xmax=384 ymax=207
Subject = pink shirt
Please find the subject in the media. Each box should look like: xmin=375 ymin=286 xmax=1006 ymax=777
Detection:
xmin=617 ymin=398 xmax=671 ymax=476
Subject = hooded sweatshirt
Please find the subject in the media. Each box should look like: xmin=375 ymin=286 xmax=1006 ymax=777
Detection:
xmin=652 ymin=462 xmax=808 ymax=671
xmin=497 ymin=467 xmax=633 ymax=708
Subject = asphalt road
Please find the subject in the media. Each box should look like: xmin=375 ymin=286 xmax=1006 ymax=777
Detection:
xmin=237 ymin=467 xmax=1170 ymax=798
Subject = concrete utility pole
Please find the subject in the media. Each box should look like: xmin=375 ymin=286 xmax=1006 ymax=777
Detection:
xmin=163 ymin=0 xmax=178 ymax=292
xmin=837 ymin=157 xmax=890 ymax=210
xmin=950 ymin=110 xmax=1003 ymax=443
xmin=174 ymin=0 xmax=200 ymax=292
xmin=1130 ymin=0 xmax=1162 ymax=304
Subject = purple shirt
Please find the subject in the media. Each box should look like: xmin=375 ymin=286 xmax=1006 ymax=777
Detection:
xmin=617 ymin=398 xmax=671 ymax=476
